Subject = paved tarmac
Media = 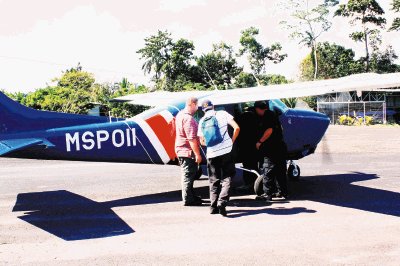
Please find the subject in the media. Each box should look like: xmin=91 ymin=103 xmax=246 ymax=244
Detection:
xmin=1 ymin=125 xmax=400 ymax=265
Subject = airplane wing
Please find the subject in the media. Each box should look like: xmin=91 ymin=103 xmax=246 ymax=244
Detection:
xmin=112 ymin=73 xmax=400 ymax=107
xmin=0 ymin=138 xmax=55 ymax=156
xmin=110 ymin=90 xmax=214 ymax=106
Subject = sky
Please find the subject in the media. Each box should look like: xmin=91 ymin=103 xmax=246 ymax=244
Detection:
xmin=0 ymin=0 xmax=398 ymax=93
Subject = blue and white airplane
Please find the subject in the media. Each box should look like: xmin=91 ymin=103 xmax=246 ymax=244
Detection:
xmin=1 ymin=73 xmax=400 ymax=194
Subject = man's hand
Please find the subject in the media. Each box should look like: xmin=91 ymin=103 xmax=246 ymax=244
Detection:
xmin=188 ymin=138 xmax=202 ymax=164
xmin=195 ymin=153 xmax=202 ymax=164
xmin=228 ymin=119 xmax=240 ymax=144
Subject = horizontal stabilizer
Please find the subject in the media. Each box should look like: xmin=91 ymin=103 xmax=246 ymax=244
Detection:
xmin=0 ymin=138 xmax=55 ymax=156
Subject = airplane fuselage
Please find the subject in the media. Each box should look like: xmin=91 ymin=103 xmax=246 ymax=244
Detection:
xmin=1 ymin=97 xmax=330 ymax=165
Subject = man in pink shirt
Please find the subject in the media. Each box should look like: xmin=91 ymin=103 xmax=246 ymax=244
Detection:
xmin=175 ymin=97 xmax=203 ymax=206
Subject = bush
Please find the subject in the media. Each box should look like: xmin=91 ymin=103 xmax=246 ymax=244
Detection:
xmin=365 ymin=116 xmax=374 ymax=125
xmin=337 ymin=115 xmax=374 ymax=126
xmin=338 ymin=115 xmax=354 ymax=125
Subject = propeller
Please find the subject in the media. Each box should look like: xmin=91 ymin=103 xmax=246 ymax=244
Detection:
xmin=320 ymin=134 xmax=332 ymax=163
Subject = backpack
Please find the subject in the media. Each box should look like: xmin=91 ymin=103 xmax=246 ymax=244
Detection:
xmin=201 ymin=112 xmax=224 ymax=147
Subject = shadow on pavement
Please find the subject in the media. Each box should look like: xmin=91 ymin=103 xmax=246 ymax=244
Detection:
xmin=289 ymin=172 xmax=400 ymax=217
xmin=230 ymin=172 xmax=400 ymax=217
xmin=227 ymin=207 xmax=316 ymax=218
xmin=12 ymin=171 xmax=400 ymax=240
xmin=11 ymin=186 xmax=210 ymax=241
xmin=104 ymin=186 xmax=210 ymax=208
xmin=12 ymin=190 xmax=134 ymax=241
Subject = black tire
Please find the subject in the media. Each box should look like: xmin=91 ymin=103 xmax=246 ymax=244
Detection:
xmin=254 ymin=174 xmax=264 ymax=196
xmin=287 ymin=164 xmax=300 ymax=181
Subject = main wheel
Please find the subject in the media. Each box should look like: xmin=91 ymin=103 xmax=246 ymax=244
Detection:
xmin=287 ymin=164 xmax=300 ymax=181
xmin=254 ymin=174 xmax=264 ymax=196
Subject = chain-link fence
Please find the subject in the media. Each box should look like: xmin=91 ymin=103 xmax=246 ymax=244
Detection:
xmin=317 ymin=101 xmax=386 ymax=125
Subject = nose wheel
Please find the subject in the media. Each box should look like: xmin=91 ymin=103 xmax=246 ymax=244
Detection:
xmin=287 ymin=161 xmax=300 ymax=181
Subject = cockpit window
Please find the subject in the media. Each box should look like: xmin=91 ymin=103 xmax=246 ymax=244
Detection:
xmin=193 ymin=101 xmax=288 ymax=122
xmin=269 ymin=99 xmax=289 ymax=115
xmin=193 ymin=105 xmax=231 ymax=122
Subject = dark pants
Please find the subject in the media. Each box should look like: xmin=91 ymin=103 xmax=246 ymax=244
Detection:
xmin=242 ymin=155 xmax=258 ymax=187
xmin=261 ymin=156 xmax=288 ymax=196
xmin=178 ymin=157 xmax=198 ymax=204
xmin=207 ymin=153 xmax=235 ymax=208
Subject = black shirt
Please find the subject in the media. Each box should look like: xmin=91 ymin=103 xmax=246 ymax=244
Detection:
xmin=237 ymin=110 xmax=258 ymax=150
xmin=256 ymin=110 xmax=286 ymax=157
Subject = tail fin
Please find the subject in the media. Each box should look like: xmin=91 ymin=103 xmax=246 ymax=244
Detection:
xmin=0 ymin=91 xmax=111 ymax=134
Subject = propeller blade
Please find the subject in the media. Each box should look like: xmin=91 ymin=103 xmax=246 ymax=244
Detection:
xmin=320 ymin=135 xmax=332 ymax=163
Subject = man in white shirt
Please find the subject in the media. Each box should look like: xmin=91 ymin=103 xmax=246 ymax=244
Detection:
xmin=198 ymin=99 xmax=240 ymax=216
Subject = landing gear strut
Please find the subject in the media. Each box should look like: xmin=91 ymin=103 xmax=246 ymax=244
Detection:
xmin=287 ymin=160 xmax=300 ymax=181
xmin=242 ymin=160 xmax=301 ymax=196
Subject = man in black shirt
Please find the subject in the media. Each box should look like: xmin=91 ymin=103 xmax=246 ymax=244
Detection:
xmin=236 ymin=108 xmax=259 ymax=192
xmin=253 ymin=101 xmax=288 ymax=201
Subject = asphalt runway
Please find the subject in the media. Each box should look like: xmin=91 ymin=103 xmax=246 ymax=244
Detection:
xmin=1 ymin=126 xmax=400 ymax=265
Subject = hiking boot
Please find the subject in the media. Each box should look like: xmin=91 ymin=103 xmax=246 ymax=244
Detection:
xmin=281 ymin=194 xmax=289 ymax=200
xmin=255 ymin=194 xmax=272 ymax=202
xmin=218 ymin=206 xmax=227 ymax=217
xmin=210 ymin=207 xmax=219 ymax=214
xmin=184 ymin=200 xmax=203 ymax=206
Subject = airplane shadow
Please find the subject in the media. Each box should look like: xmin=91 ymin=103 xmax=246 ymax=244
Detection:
xmin=289 ymin=172 xmax=400 ymax=217
xmin=11 ymin=186 xmax=210 ymax=241
xmin=104 ymin=186 xmax=210 ymax=208
xmin=12 ymin=172 xmax=400 ymax=241
xmin=12 ymin=190 xmax=135 ymax=241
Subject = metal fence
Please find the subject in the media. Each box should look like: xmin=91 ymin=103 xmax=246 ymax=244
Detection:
xmin=317 ymin=101 xmax=386 ymax=125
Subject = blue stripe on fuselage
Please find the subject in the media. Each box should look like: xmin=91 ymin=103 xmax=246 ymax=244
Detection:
xmin=1 ymin=121 xmax=163 ymax=164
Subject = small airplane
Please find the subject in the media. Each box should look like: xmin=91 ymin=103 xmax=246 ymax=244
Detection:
xmin=1 ymin=73 xmax=400 ymax=194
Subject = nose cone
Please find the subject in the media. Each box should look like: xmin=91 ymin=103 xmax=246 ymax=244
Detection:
xmin=311 ymin=111 xmax=330 ymax=141
xmin=280 ymin=109 xmax=330 ymax=158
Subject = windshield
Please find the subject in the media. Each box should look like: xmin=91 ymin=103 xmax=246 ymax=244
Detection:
xmin=269 ymin=99 xmax=289 ymax=115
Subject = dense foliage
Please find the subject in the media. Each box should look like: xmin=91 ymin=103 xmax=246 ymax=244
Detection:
xmin=2 ymin=65 xmax=149 ymax=118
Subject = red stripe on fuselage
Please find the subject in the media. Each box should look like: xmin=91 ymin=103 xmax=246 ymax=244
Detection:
xmin=145 ymin=114 xmax=176 ymax=161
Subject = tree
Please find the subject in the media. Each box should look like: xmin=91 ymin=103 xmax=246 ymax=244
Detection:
xmin=234 ymin=72 xmax=289 ymax=88
xmin=47 ymin=64 xmax=96 ymax=114
xmin=137 ymin=30 xmax=173 ymax=84
xmin=369 ymin=46 xmax=400 ymax=73
xmin=197 ymin=42 xmax=243 ymax=89
xmin=107 ymin=82 xmax=149 ymax=118
xmin=0 ymin=90 xmax=26 ymax=103
xmin=120 ymin=77 xmax=129 ymax=90
xmin=389 ymin=0 xmax=400 ymax=31
xmin=20 ymin=65 xmax=147 ymax=116
xmin=280 ymin=0 xmax=337 ymax=80
xmin=137 ymin=31 xmax=196 ymax=91
xmin=334 ymin=0 xmax=386 ymax=72
xmin=167 ymin=39 xmax=195 ymax=80
xmin=56 ymin=63 xmax=95 ymax=91
xmin=238 ymin=27 xmax=287 ymax=79
xmin=2 ymin=66 xmax=150 ymax=118
xmin=234 ymin=72 xmax=258 ymax=88
xmin=258 ymin=74 xmax=289 ymax=85
xmin=299 ymin=42 xmax=364 ymax=80
xmin=22 ymin=86 xmax=92 ymax=114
